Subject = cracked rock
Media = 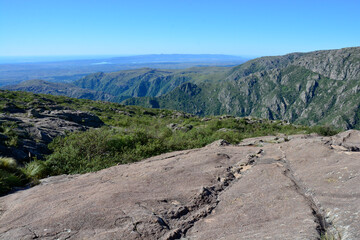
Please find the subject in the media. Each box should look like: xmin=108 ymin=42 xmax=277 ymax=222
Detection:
xmin=1 ymin=132 xmax=359 ymax=239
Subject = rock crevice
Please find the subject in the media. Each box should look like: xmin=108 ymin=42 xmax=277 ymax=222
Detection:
xmin=1 ymin=132 xmax=359 ymax=239
xmin=278 ymin=146 xmax=327 ymax=236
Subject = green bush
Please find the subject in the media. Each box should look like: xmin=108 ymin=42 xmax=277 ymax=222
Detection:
xmin=0 ymin=122 xmax=19 ymax=147
xmin=320 ymin=232 xmax=340 ymax=240
xmin=22 ymin=160 xmax=50 ymax=181
xmin=0 ymin=157 xmax=29 ymax=195
xmin=0 ymin=157 xmax=17 ymax=169
xmin=46 ymin=129 xmax=113 ymax=174
xmin=310 ymin=125 xmax=339 ymax=136
xmin=45 ymin=128 xmax=164 ymax=174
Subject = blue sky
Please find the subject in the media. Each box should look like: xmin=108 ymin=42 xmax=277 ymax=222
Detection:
xmin=0 ymin=0 xmax=359 ymax=57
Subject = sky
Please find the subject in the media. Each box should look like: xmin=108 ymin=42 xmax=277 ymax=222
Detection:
xmin=0 ymin=0 xmax=359 ymax=57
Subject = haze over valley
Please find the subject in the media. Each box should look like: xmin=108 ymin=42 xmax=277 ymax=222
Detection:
xmin=0 ymin=54 xmax=248 ymax=86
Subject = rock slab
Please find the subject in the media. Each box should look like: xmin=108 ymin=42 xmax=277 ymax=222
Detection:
xmin=0 ymin=131 xmax=359 ymax=239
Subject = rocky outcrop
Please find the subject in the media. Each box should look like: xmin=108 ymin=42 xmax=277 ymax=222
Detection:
xmin=179 ymin=83 xmax=201 ymax=96
xmin=294 ymin=47 xmax=360 ymax=81
xmin=40 ymin=110 xmax=104 ymax=128
xmin=331 ymin=130 xmax=360 ymax=151
xmin=1 ymin=131 xmax=359 ymax=239
xmin=228 ymin=47 xmax=360 ymax=82
xmin=167 ymin=123 xmax=193 ymax=132
xmin=0 ymin=109 xmax=104 ymax=162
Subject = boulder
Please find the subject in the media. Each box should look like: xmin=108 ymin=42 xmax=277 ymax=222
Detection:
xmin=331 ymin=130 xmax=360 ymax=151
xmin=46 ymin=110 xmax=104 ymax=128
xmin=167 ymin=123 xmax=193 ymax=132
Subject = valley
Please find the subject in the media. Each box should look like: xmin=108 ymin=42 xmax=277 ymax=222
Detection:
xmin=4 ymin=47 xmax=360 ymax=129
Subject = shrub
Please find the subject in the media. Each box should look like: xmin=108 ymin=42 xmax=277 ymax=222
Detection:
xmin=311 ymin=125 xmax=339 ymax=136
xmin=0 ymin=122 xmax=19 ymax=147
xmin=45 ymin=128 xmax=161 ymax=174
xmin=46 ymin=129 xmax=113 ymax=174
xmin=0 ymin=157 xmax=17 ymax=169
xmin=22 ymin=160 xmax=50 ymax=181
xmin=320 ymin=232 xmax=340 ymax=240
xmin=0 ymin=157 xmax=29 ymax=195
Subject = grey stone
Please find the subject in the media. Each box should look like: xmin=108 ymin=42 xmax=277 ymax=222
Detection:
xmin=0 ymin=110 xmax=104 ymax=162
xmin=0 ymin=132 xmax=359 ymax=239
xmin=331 ymin=130 xmax=360 ymax=151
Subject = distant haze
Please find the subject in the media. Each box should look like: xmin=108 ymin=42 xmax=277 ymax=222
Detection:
xmin=0 ymin=55 xmax=129 ymax=64
xmin=0 ymin=54 xmax=249 ymax=86
xmin=0 ymin=54 xmax=248 ymax=65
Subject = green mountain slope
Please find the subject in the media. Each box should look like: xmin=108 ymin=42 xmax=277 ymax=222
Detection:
xmin=124 ymin=47 xmax=360 ymax=129
xmin=73 ymin=67 xmax=229 ymax=100
xmin=3 ymin=79 xmax=119 ymax=102
xmin=3 ymin=67 xmax=229 ymax=102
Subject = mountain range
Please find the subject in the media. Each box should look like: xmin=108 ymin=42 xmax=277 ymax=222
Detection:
xmin=3 ymin=47 xmax=360 ymax=129
xmin=0 ymin=54 xmax=247 ymax=86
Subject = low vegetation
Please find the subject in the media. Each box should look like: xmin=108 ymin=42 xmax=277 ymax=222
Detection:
xmin=46 ymin=117 xmax=328 ymax=175
xmin=320 ymin=232 xmax=341 ymax=240
xmin=0 ymin=157 xmax=29 ymax=195
xmin=0 ymin=90 xmax=339 ymax=195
